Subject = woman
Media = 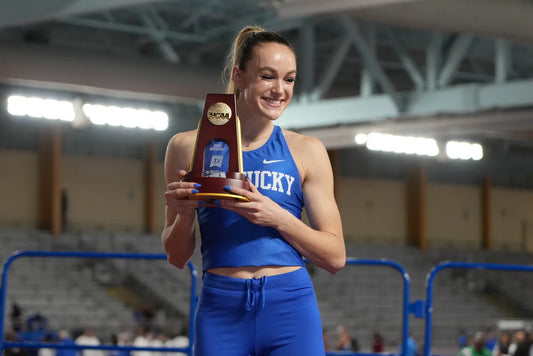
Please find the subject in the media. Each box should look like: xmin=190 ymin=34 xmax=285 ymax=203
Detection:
xmin=492 ymin=331 xmax=510 ymax=356
xmin=162 ymin=26 xmax=345 ymax=356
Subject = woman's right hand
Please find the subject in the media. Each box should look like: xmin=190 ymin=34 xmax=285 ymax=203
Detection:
xmin=164 ymin=169 xmax=202 ymax=216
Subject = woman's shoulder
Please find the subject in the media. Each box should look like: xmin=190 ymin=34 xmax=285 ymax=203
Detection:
xmin=281 ymin=128 xmax=329 ymax=181
xmin=165 ymin=129 xmax=197 ymax=171
xmin=168 ymin=129 xmax=197 ymax=149
xmin=282 ymin=128 xmax=327 ymax=155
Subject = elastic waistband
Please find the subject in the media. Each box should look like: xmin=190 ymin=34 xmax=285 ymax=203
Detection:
xmin=202 ymin=266 xmax=310 ymax=290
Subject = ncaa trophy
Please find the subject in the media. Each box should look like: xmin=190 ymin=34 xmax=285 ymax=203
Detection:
xmin=183 ymin=93 xmax=250 ymax=204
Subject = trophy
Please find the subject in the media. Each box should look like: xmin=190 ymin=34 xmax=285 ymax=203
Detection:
xmin=183 ymin=93 xmax=250 ymax=204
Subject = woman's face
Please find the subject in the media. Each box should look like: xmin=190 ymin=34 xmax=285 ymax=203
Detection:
xmin=234 ymin=42 xmax=297 ymax=121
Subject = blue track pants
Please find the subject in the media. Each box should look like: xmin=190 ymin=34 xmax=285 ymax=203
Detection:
xmin=193 ymin=267 xmax=325 ymax=356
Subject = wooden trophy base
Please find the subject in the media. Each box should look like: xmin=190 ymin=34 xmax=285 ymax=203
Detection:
xmin=184 ymin=172 xmax=251 ymax=204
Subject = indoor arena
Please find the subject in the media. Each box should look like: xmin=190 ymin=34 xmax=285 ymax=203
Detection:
xmin=1 ymin=1 xmax=533 ymax=356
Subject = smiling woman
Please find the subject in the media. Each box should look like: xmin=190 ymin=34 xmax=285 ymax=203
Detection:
xmin=161 ymin=25 xmax=345 ymax=356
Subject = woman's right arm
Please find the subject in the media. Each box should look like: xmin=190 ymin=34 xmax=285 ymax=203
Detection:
xmin=161 ymin=131 xmax=200 ymax=269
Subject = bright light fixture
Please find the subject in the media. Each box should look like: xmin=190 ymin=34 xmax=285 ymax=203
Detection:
xmin=355 ymin=131 xmax=483 ymax=161
xmin=7 ymin=95 xmax=75 ymax=121
xmin=82 ymin=103 xmax=169 ymax=131
xmin=446 ymin=141 xmax=483 ymax=161
xmin=354 ymin=133 xmax=368 ymax=145
xmin=364 ymin=132 xmax=439 ymax=157
xmin=6 ymin=94 xmax=169 ymax=131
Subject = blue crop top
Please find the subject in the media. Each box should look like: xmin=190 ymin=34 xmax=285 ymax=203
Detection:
xmin=197 ymin=125 xmax=305 ymax=271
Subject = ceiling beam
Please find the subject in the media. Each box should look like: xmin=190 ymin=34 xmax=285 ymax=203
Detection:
xmin=384 ymin=28 xmax=424 ymax=91
xmin=0 ymin=0 xmax=163 ymax=29
xmin=281 ymin=78 xmax=533 ymax=130
xmin=438 ymin=34 xmax=474 ymax=88
xmin=277 ymin=0 xmax=420 ymax=19
xmin=340 ymin=16 xmax=403 ymax=112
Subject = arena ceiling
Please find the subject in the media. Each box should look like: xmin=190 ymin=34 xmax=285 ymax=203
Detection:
xmin=1 ymin=0 xmax=533 ymax=170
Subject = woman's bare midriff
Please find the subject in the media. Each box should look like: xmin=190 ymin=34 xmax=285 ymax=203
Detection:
xmin=207 ymin=265 xmax=302 ymax=279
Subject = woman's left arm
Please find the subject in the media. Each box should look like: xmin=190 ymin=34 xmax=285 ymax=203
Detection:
xmin=282 ymin=134 xmax=346 ymax=273
xmin=220 ymin=134 xmax=346 ymax=274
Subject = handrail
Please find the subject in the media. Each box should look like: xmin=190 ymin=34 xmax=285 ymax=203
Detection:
xmin=0 ymin=250 xmax=198 ymax=356
xmin=326 ymin=258 xmax=411 ymax=356
xmin=1 ymin=252 xmax=413 ymax=356
xmin=423 ymin=261 xmax=533 ymax=356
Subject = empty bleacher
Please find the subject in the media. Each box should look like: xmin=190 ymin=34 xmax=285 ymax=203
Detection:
xmin=1 ymin=229 xmax=531 ymax=355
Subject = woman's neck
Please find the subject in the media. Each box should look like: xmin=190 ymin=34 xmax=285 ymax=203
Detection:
xmin=240 ymin=119 xmax=274 ymax=150
xmin=238 ymin=100 xmax=274 ymax=150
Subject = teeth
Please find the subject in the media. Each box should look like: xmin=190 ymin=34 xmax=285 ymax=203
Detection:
xmin=264 ymin=98 xmax=281 ymax=105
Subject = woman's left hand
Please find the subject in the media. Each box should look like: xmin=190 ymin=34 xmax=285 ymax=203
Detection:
xmin=219 ymin=180 xmax=285 ymax=227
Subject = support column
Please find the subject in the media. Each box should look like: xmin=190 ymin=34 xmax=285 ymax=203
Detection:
xmin=480 ymin=177 xmax=492 ymax=250
xmin=406 ymin=163 xmax=427 ymax=250
xmin=38 ymin=125 xmax=62 ymax=235
xmin=144 ymin=143 xmax=157 ymax=234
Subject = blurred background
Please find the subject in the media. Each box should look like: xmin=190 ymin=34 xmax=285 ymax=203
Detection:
xmin=1 ymin=1 xmax=533 ymax=355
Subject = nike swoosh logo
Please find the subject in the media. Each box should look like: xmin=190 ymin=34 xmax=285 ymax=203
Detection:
xmin=263 ymin=159 xmax=285 ymax=164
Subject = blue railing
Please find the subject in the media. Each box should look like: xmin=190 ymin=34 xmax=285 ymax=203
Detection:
xmin=0 ymin=250 xmax=198 ymax=356
xmin=3 ymin=250 xmax=532 ymax=356
xmin=326 ymin=258 xmax=412 ymax=356
xmin=423 ymin=261 xmax=533 ymax=356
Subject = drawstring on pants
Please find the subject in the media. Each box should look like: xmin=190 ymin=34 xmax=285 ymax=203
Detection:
xmin=245 ymin=276 xmax=267 ymax=311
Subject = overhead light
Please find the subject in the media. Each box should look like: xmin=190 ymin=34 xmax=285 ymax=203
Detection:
xmin=446 ymin=141 xmax=483 ymax=161
xmin=354 ymin=133 xmax=368 ymax=145
xmin=6 ymin=94 xmax=169 ymax=131
xmin=82 ymin=103 xmax=169 ymax=131
xmin=356 ymin=132 xmax=439 ymax=157
xmin=7 ymin=95 xmax=75 ymax=122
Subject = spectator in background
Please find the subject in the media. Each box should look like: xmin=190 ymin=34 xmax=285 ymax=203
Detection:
xmin=485 ymin=328 xmax=498 ymax=351
xmin=132 ymin=326 xmax=152 ymax=356
xmin=373 ymin=332 xmax=384 ymax=353
xmin=38 ymin=334 xmax=56 ymax=356
xmin=10 ymin=304 xmax=23 ymax=332
xmin=26 ymin=313 xmax=47 ymax=332
xmin=150 ymin=332 xmax=168 ymax=356
xmin=75 ymin=329 xmax=102 ymax=356
xmin=458 ymin=332 xmax=491 ymax=356
xmin=508 ymin=330 xmax=530 ymax=356
xmin=165 ymin=328 xmax=189 ymax=356
xmin=134 ymin=304 xmax=155 ymax=330
xmin=492 ymin=331 xmax=511 ymax=356
xmin=336 ymin=325 xmax=358 ymax=352
xmin=108 ymin=333 xmax=130 ymax=356
xmin=5 ymin=329 xmax=27 ymax=356
xmin=458 ymin=329 xmax=470 ymax=350
xmin=401 ymin=333 xmax=419 ymax=356
xmin=56 ymin=330 xmax=76 ymax=356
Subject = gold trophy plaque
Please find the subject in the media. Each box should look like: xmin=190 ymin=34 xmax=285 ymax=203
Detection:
xmin=183 ymin=93 xmax=250 ymax=203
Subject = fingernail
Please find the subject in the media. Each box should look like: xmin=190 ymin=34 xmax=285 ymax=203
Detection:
xmin=224 ymin=185 xmax=232 ymax=191
xmin=213 ymin=200 xmax=221 ymax=205
xmin=194 ymin=183 xmax=202 ymax=188
xmin=198 ymin=201 xmax=205 ymax=206
xmin=192 ymin=189 xmax=199 ymax=194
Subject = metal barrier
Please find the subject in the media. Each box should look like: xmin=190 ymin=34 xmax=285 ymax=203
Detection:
xmin=10 ymin=251 xmax=528 ymax=356
xmin=0 ymin=250 xmax=198 ymax=356
xmin=1 ymin=251 xmax=413 ymax=356
xmin=326 ymin=258 xmax=412 ymax=356
xmin=423 ymin=261 xmax=533 ymax=356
